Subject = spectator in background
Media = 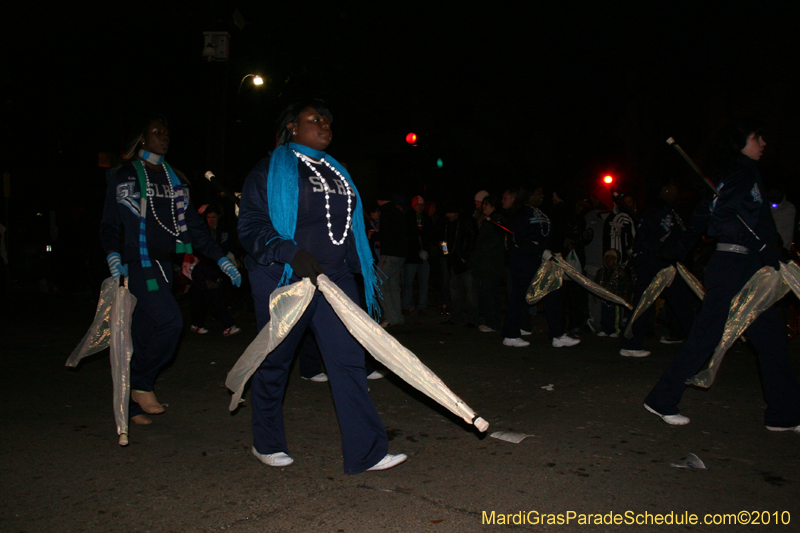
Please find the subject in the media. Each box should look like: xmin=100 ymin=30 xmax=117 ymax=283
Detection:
xmin=402 ymin=195 xmax=434 ymax=316
xmin=374 ymin=190 xmax=408 ymax=327
xmin=472 ymin=195 xmax=507 ymax=333
xmin=584 ymin=187 xmax=612 ymax=334
xmin=442 ymin=201 xmax=479 ymax=327
xmin=474 ymin=190 xmax=490 ymax=226
xmin=594 ymin=249 xmax=630 ymax=337
xmin=189 ymin=204 xmax=241 ymax=337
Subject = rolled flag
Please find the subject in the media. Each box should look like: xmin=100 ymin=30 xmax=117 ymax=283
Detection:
xmin=67 ymin=277 xmax=137 ymax=446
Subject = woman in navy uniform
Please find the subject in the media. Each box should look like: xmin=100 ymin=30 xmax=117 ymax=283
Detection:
xmin=100 ymin=116 xmax=241 ymax=425
xmin=644 ymin=118 xmax=800 ymax=431
xmin=238 ymin=100 xmax=406 ymax=472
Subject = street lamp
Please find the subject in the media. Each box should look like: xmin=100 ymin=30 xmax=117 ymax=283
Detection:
xmin=236 ymin=74 xmax=265 ymax=122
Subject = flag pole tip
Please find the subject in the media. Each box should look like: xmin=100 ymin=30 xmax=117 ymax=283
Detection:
xmin=666 ymin=137 xmax=675 ymax=145
xmin=474 ymin=417 xmax=489 ymax=432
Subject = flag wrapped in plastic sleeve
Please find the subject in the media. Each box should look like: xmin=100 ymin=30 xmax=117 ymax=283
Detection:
xmin=688 ymin=263 xmax=799 ymax=388
xmin=317 ymin=275 xmax=488 ymax=431
xmin=623 ymin=263 xmax=705 ymax=339
xmin=226 ymin=279 xmax=316 ymax=410
xmin=66 ymin=277 xmax=137 ymax=445
xmin=226 ymin=275 xmax=489 ymax=432
xmin=527 ymin=254 xmax=632 ymax=310
xmin=623 ymin=266 xmax=676 ymax=339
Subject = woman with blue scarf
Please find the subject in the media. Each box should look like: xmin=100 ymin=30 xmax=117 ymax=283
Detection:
xmin=238 ymin=100 xmax=406 ymax=473
xmin=100 ymin=116 xmax=242 ymax=425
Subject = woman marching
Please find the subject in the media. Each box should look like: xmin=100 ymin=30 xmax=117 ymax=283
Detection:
xmin=100 ymin=116 xmax=242 ymax=425
xmin=644 ymin=118 xmax=800 ymax=431
xmin=238 ymin=99 xmax=406 ymax=473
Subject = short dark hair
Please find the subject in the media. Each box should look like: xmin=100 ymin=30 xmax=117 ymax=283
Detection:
xmin=723 ymin=116 xmax=764 ymax=151
xmin=276 ymin=99 xmax=333 ymax=147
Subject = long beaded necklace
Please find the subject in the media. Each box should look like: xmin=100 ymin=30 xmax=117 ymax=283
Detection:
xmin=142 ymin=163 xmax=180 ymax=237
xmin=533 ymin=206 xmax=551 ymax=237
xmin=295 ymin=151 xmax=353 ymax=245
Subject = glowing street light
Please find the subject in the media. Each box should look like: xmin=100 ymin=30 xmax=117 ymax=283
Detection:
xmin=237 ymin=74 xmax=265 ymax=122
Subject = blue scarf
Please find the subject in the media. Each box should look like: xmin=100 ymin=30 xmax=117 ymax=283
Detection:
xmin=267 ymin=142 xmax=381 ymax=320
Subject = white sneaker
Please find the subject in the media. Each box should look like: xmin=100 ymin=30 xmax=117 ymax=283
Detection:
xmin=478 ymin=325 xmax=496 ymax=333
xmin=520 ymin=329 xmax=532 ymax=336
xmin=367 ymin=453 xmax=408 ymax=471
xmin=644 ymin=404 xmax=690 ymax=426
xmin=190 ymin=325 xmax=209 ymax=334
xmin=596 ymin=331 xmax=608 ymax=337
xmin=503 ymin=337 xmax=530 ymax=347
xmin=252 ymin=447 xmax=294 ymax=467
xmin=609 ymin=332 xmax=619 ymax=338
xmin=223 ymin=325 xmax=241 ymax=337
xmin=766 ymin=424 xmax=800 ymax=433
xmin=301 ymin=373 xmax=328 ymax=382
xmin=552 ymin=334 xmax=580 ymax=348
xmin=620 ymin=349 xmax=650 ymax=358
xmin=367 ymin=370 xmax=386 ymax=380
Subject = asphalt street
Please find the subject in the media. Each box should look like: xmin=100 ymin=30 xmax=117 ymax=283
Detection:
xmin=2 ymin=288 xmax=799 ymax=532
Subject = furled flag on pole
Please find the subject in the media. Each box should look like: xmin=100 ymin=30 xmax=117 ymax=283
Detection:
xmin=67 ymin=277 xmax=137 ymax=446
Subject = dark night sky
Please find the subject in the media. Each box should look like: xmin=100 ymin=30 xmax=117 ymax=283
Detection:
xmin=2 ymin=2 xmax=800 ymax=246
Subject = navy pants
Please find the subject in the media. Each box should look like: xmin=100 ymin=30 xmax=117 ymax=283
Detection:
xmin=645 ymin=252 xmax=800 ymax=427
xmin=621 ymin=258 xmax=695 ymax=350
xmin=249 ymin=264 xmax=388 ymax=474
xmin=127 ymin=260 xmax=184 ymax=417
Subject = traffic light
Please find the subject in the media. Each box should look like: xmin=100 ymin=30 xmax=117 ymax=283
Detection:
xmin=603 ymin=175 xmax=613 ymax=185
xmin=405 ymin=132 xmax=418 ymax=144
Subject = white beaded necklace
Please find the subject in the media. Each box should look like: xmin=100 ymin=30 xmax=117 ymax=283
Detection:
xmin=142 ymin=164 xmax=180 ymax=237
xmin=295 ymin=151 xmax=353 ymax=245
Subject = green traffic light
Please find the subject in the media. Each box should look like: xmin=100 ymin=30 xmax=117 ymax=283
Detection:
xmin=436 ymin=158 xmax=443 ymax=169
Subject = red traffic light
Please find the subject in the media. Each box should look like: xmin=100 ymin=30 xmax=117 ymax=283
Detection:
xmin=406 ymin=132 xmax=418 ymax=144
xmin=603 ymin=175 xmax=613 ymax=185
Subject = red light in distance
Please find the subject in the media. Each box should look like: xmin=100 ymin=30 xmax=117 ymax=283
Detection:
xmin=406 ymin=132 xmax=418 ymax=144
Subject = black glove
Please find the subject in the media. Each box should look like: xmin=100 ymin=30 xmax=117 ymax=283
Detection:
xmin=291 ymin=249 xmax=325 ymax=284
xmin=758 ymin=245 xmax=783 ymax=270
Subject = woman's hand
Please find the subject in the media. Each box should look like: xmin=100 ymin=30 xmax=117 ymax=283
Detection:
xmin=291 ymin=250 xmax=325 ymax=284
xmin=218 ymin=257 xmax=242 ymax=287
xmin=106 ymin=253 xmax=128 ymax=280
